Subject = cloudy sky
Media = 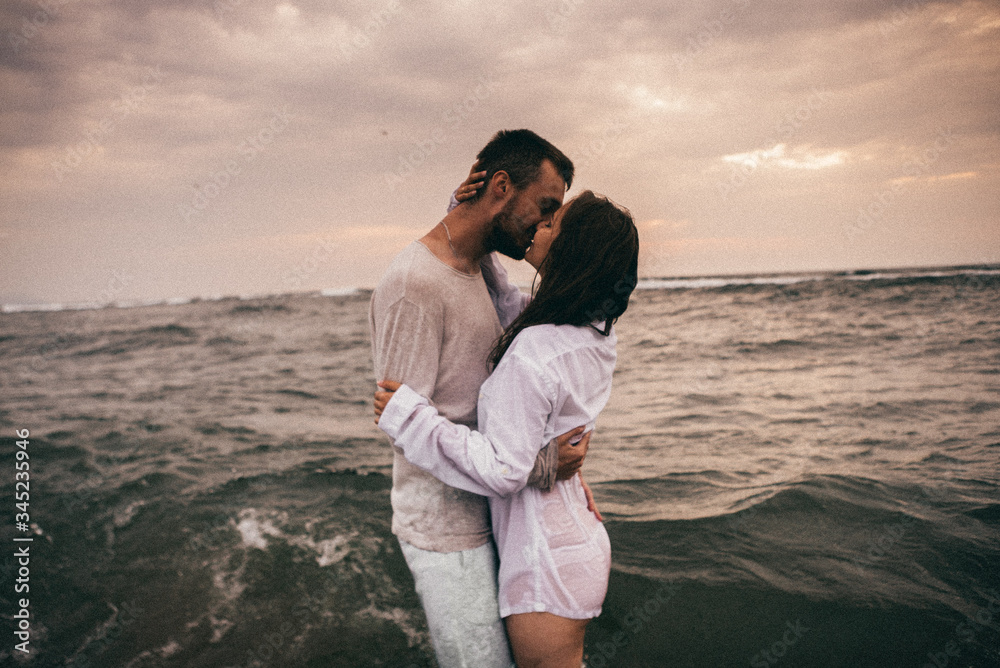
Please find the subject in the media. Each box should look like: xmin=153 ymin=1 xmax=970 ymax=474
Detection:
xmin=1 ymin=0 xmax=998 ymax=305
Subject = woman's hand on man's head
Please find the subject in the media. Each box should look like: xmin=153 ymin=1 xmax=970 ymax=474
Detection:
xmin=454 ymin=160 xmax=486 ymax=203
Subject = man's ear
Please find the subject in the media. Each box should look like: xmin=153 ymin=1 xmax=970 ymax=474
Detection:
xmin=490 ymin=170 xmax=512 ymax=199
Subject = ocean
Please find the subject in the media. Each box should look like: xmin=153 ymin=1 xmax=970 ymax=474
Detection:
xmin=1 ymin=265 xmax=998 ymax=667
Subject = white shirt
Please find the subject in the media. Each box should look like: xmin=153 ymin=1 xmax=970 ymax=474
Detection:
xmin=378 ymin=321 xmax=616 ymax=618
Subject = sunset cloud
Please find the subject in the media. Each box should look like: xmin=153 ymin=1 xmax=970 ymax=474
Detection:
xmin=1 ymin=0 xmax=998 ymax=304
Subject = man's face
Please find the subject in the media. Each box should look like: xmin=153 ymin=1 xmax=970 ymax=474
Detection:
xmin=487 ymin=159 xmax=566 ymax=260
xmin=524 ymin=201 xmax=566 ymax=271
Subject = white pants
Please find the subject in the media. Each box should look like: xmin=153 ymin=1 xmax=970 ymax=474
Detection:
xmin=398 ymin=539 xmax=514 ymax=668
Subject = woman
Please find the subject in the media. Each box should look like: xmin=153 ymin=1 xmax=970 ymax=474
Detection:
xmin=375 ymin=189 xmax=639 ymax=668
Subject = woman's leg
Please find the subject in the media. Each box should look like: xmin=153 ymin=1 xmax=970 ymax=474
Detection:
xmin=505 ymin=612 xmax=589 ymax=668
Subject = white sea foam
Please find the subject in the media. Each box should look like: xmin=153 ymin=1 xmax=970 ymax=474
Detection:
xmin=113 ymin=500 xmax=146 ymax=528
xmin=321 ymin=286 xmax=362 ymax=297
xmin=157 ymin=640 xmax=183 ymax=657
xmin=209 ymin=616 xmax=233 ymax=643
xmin=2 ymin=302 xmax=68 ymax=313
xmin=235 ymin=508 xmax=284 ymax=549
xmin=233 ymin=508 xmax=357 ymax=566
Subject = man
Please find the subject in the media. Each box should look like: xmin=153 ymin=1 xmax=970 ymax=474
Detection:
xmin=369 ymin=130 xmax=588 ymax=667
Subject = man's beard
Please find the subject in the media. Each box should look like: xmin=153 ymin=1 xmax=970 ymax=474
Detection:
xmin=487 ymin=202 xmax=531 ymax=260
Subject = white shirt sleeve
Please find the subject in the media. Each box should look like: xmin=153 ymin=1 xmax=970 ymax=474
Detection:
xmin=378 ymin=352 xmax=556 ymax=498
xmin=479 ymin=252 xmax=531 ymax=329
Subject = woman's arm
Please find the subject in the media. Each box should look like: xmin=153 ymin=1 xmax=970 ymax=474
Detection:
xmin=480 ymin=253 xmax=532 ymax=328
xmin=376 ymin=354 xmax=563 ymax=498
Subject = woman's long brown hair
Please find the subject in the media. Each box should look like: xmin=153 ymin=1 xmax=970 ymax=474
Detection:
xmin=488 ymin=190 xmax=640 ymax=369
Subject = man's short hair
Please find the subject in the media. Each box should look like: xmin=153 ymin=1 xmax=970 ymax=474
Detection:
xmin=468 ymin=129 xmax=574 ymax=202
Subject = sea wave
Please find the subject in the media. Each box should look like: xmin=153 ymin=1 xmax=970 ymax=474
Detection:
xmin=1 ymin=286 xmax=367 ymax=314
xmin=5 ymin=265 xmax=997 ymax=314
xmin=636 ymin=265 xmax=1000 ymax=292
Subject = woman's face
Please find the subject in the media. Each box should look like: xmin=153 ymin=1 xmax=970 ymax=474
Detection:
xmin=524 ymin=202 xmax=566 ymax=271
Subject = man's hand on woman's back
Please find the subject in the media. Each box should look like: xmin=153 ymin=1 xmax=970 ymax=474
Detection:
xmin=554 ymin=426 xmax=589 ymax=480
